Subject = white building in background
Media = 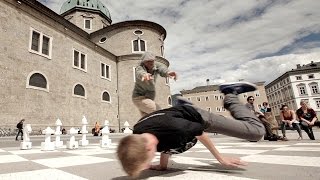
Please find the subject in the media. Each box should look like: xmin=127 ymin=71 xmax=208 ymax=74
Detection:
xmin=265 ymin=61 xmax=320 ymax=120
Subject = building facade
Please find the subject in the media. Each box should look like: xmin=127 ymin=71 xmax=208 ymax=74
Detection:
xmin=265 ymin=61 xmax=320 ymax=120
xmin=0 ymin=0 xmax=172 ymax=131
xmin=180 ymin=82 xmax=268 ymax=117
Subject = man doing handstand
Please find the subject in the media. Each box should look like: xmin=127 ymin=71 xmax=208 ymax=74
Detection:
xmin=117 ymin=82 xmax=265 ymax=178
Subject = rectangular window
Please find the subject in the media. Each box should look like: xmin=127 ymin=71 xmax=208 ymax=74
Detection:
xmin=311 ymin=85 xmax=319 ymax=94
xmin=207 ymin=107 xmax=211 ymax=112
xmin=216 ymin=107 xmax=221 ymax=112
xmin=73 ymin=49 xmax=87 ymax=71
xmin=315 ymin=99 xmax=320 ymax=108
xmin=296 ymin=76 xmax=302 ymax=80
xmin=299 ymin=86 xmax=307 ymax=95
xmin=29 ymin=28 xmax=52 ymax=59
xmin=84 ymin=19 xmax=92 ymax=29
xmin=255 ymin=91 xmax=260 ymax=97
xmin=308 ymin=74 xmax=314 ymax=79
xmin=197 ymin=97 xmax=201 ymax=101
xmin=214 ymin=95 xmax=218 ymax=100
xmin=101 ymin=62 xmax=110 ymax=79
xmin=31 ymin=31 xmax=40 ymax=51
xmin=205 ymin=96 xmax=209 ymax=101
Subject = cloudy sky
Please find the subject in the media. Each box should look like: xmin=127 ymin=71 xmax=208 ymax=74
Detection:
xmin=40 ymin=0 xmax=320 ymax=94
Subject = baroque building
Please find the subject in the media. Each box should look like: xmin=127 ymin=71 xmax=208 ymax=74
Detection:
xmin=180 ymin=82 xmax=268 ymax=117
xmin=266 ymin=61 xmax=320 ymax=120
xmin=0 ymin=0 xmax=172 ymax=131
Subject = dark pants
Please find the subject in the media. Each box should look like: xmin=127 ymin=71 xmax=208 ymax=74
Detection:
xmin=192 ymin=94 xmax=265 ymax=141
xmin=300 ymin=121 xmax=320 ymax=140
xmin=16 ymin=129 xmax=23 ymax=140
xmin=281 ymin=123 xmax=302 ymax=138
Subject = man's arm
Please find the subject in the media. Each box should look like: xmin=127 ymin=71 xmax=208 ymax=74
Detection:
xmin=150 ymin=153 xmax=171 ymax=171
xmin=196 ymin=132 xmax=247 ymax=168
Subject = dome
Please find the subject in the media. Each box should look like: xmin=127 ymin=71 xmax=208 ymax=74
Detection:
xmin=60 ymin=0 xmax=111 ymax=20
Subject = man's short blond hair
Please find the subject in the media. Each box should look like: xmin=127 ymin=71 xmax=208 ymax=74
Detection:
xmin=117 ymin=134 xmax=148 ymax=178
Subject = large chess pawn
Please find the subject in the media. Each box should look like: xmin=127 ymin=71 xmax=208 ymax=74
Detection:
xmin=100 ymin=120 xmax=112 ymax=148
xmin=41 ymin=127 xmax=55 ymax=151
xmin=20 ymin=124 xmax=32 ymax=150
xmin=67 ymin=127 xmax=79 ymax=149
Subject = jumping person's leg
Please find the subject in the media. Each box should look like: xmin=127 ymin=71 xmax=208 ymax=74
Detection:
xmin=132 ymin=96 xmax=161 ymax=117
xmin=182 ymin=82 xmax=265 ymax=141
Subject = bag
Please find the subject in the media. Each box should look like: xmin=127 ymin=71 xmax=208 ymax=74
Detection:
xmin=16 ymin=122 xmax=22 ymax=129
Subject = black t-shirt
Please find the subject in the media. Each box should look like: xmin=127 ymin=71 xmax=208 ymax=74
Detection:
xmin=133 ymin=105 xmax=204 ymax=154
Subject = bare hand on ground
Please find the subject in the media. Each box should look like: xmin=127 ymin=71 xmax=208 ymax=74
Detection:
xmin=218 ymin=156 xmax=248 ymax=168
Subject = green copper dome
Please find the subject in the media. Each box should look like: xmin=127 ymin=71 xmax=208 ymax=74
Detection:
xmin=60 ymin=0 xmax=111 ymax=20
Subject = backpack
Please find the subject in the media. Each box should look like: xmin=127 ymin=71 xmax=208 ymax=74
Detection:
xmin=16 ymin=122 xmax=22 ymax=129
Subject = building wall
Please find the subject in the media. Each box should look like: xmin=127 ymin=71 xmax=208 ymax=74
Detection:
xmin=91 ymin=26 xmax=163 ymax=56
xmin=181 ymin=84 xmax=268 ymax=117
xmin=0 ymin=0 xmax=118 ymax=130
xmin=63 ymin=11 xmax=109 ymax=33
xmin=290 ymin=72 xmax=320 ymax=112
xmin=266 ymin=69 xmax=320 ymax=119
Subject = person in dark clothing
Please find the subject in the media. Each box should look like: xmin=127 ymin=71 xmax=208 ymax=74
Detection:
xmin=296 ymin=100 xmax=320 ymax=140
xmin=245 ymin=96 xmax=281 ymax=141
xmin=15 ymin=119 xmax=25 ymax=141
xmin=117 ymin=82 xmax=265 ymax=178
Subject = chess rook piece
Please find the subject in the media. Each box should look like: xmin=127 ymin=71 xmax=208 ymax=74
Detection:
xmin=54 ymin=118 xmax=63 ymax=148
xmin=67 ymin=127 xmax=79 ymax=149
xmin=20 ymin=124 xmax=32 ymax=150
xmin=79 ymin=116 xmax=89 ymax=146
xmin=41 ymin=127 xmax=55 ymax=151
xmin=100 ymin=120 xmax=112 ymax=148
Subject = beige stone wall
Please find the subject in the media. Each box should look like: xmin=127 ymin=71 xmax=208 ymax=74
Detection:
xmin=0 ymin=0 xmax=118 ymax=130
xmin=92 ymin=26 xmax=163 ymax=56
xmin=182 ymin=84 xmax=269 ymax=117
xmin=64 ymin=11 xmax=109 ymax=33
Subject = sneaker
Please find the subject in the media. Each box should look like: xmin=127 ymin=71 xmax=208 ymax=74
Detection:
xmin=282 ymin=137 xmax=289 ymax=141
xmin=175 ymin=96 xmax=194 ymax=106
xmin=219 ymin=82 xmax=257 ymax=95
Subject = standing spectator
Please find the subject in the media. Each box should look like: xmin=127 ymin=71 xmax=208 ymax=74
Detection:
xmin=296 ymin=100 xmax=320 ymax=140
xmin=132 ymin=52 xmax=177 ymax=117
xmin=15 ymin=119 xmax=25 ymax=141
xmin=246 ymin=97 xmax=279 ymax=141
xmin=280 ymin=105 xmax=303 ymax=141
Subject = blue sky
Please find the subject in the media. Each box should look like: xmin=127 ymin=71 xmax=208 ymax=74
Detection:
xmin=41 ymin=0 xmax=320 ymax=94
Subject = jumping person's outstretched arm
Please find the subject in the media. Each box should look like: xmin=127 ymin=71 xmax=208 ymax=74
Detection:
xmin=196 ymin=132 xmax=248 ymax=168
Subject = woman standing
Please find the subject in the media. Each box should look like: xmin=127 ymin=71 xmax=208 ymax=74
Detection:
xmin=296 ymin=100 xmax=320 ymax=140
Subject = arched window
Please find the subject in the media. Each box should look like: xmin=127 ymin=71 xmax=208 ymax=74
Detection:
xmin=74 ymin=84 xmax=85 ymax=97
xmin=29 ymin=73 xmax=47 ymax=89
xmin=132 ymin=39 xmax=146 ymax=52
xmin=102 ymin=91 xmax=110 ymax=102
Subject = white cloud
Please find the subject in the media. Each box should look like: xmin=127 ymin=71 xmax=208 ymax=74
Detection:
xmin=42 ymin=0 xmax=320 ymax=94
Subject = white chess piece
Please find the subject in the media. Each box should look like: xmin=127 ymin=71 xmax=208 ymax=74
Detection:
xmin=123 ymin=121 xmax=133 ymax=134
xmin=67 ymin=127 xmax=79 ymax=149
xmin=79 ymin=116 xmax=89 ymax=146
xmin=100 ymin=120 xmax=112 ymax=148
xmin=20 ymin=124 xmax=32 ymax=150
xmin=41 ymin=127 xmax=55 ymax=151
xmin=54 ymin=118 xmax=63 ymax=148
